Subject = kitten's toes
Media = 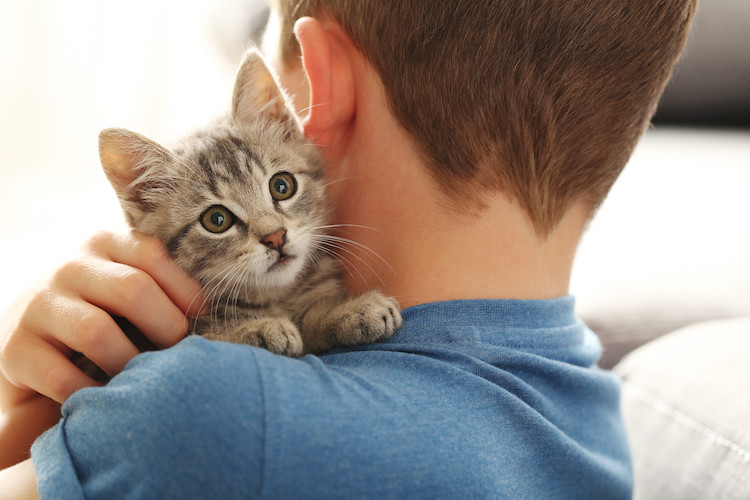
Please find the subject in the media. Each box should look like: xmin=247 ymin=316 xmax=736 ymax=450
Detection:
xmin=340 ymin=291 xmax=402 ymax=345
xmin=249 ymin=317 xmax=304 ymax=357
xmin=205 ymin=318 xmax=304 ymax=357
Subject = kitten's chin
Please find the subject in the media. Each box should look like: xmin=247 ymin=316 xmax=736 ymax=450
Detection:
xmin=268 ymin=254 xmax=296 ymax=272
xmin=263 ymin=255 xmax=306 ymax=289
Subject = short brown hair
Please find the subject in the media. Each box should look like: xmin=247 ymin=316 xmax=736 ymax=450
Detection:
xmin=272 ymin=0 xmax=697 ymax=235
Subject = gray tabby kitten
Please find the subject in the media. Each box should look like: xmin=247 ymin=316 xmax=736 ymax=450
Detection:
xmin=98 ymin=49 xmax=401 ymax=356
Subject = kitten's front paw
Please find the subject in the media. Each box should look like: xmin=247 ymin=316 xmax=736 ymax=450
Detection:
xmin=334 ymin=290 xmax=403 ymax=346
xmin=205 ymin=317 xmax=304 ymax=357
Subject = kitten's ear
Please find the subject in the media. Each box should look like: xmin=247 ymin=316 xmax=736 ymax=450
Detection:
xmin=99 ymin=128 xmax=174 ymax=210
xmin=232 ymin=48 xmax=300 ymax=129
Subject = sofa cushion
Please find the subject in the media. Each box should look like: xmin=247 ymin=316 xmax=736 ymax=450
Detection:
xmin=614 ymin=317 xmax=750 ymax=499
xmin=573 ymin=128 xmax=750 ymax=368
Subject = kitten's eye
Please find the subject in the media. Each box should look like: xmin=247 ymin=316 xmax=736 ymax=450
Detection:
xmin=200 ymin=205 xmax=235 ymax=233
xmin=269 ymin=172 xmax=297 ymax=201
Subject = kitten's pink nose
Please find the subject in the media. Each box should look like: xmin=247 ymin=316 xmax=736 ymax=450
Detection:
xmin=261 ymin=229 xmax=287 ymax=250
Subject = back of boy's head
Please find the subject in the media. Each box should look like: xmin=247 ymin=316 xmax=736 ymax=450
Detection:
xmin=272 ymin=0 xmax=697 ymax=235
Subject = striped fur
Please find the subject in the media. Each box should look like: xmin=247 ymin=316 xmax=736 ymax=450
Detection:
xmin=99 ymin=49 xmax=401 ymax=356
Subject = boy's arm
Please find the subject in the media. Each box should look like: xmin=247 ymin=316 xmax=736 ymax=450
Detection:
xmin=0 ymin=460 xmax=40 ymax=500
xmin=0 ymin=231 xmax=204 ymax=493
xmin=0 ymin=395 xmax=60 ymax=469
xmin=0 ymin=231 xmax=203 ymax=406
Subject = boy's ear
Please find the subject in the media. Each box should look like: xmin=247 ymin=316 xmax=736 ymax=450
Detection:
xmin=232 ymin=48 xmax=300 ymax=129
xmin=99 ymin=128 xmax=174 ymax=213
xmin=294 ymin=17 xmax=355 ymax=148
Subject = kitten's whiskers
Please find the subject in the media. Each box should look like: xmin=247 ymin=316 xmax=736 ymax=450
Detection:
xmin=310 ymin=242 xmax=362 ymax=283
xmin=310 ymin=236 xmax=386 ymax=287
xmin=310 ymin=224 xmax=396 ymax=276
xmin=187 ymin=259 xmax=247 ymax=334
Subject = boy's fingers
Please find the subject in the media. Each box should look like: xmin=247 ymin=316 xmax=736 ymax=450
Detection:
xmin=85 ymin=231 xmax=206 ymax=317
xmin=4 ymin=332 xmax=100 ymax=404
xmin=28 ymin=294 xmax=141 ymax=375
xmin=56 ymin=258 xmax=190 ymax=349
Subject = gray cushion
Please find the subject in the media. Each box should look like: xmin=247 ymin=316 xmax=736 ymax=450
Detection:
xmin=614 ymin=317 xmax=750 ymax=499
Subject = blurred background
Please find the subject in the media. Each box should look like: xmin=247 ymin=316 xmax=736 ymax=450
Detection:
xmin=1 ymin=1 xmax=748 ymax=366
xmin=0 ymin=0 xmax=254 ymax=308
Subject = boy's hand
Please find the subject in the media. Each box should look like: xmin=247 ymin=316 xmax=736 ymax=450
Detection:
xmin=0 ymin=231 xmax=204 ymax=407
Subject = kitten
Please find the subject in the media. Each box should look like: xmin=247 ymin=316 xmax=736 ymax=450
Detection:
xmin=98 ymin=49 xmax=401 ymax=356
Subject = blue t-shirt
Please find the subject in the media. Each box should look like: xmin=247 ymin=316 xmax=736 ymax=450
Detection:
xmin=32 ymin=297 xmax=632 ymax=499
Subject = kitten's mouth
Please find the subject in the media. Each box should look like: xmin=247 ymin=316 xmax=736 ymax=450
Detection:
xmin=268 ymin=254 xmax=296 ymax=272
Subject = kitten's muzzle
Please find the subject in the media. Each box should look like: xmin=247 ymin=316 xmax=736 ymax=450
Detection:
xmin=262 ymin=228 xmax=298 ymax=271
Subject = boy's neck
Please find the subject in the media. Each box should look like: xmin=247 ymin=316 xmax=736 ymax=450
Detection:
xmin=321 ymin=75 xmax=588 ymax=307
xmin=328 ymin=176 xmax=588 ymax=308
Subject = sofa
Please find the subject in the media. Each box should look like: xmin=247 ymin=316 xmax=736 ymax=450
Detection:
xmin=573 ymin=1 xmax=750 ymax=497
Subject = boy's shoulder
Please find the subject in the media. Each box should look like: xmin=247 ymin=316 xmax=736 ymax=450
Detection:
xmin=34 ymin=300 xmax=631 ymax=498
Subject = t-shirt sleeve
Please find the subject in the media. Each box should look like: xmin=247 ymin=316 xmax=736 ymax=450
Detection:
xmin=30 ymin=303 xmax=632 ymax=499
xmin=31 ymin=336 xmax=266 ymax=499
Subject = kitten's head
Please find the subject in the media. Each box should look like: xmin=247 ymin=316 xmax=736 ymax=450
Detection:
xmin=99 ymin=49 xmax=328 ymax=295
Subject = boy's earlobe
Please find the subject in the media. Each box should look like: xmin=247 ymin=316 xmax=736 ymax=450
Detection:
xmin=294 ymin=17 xmax=355 ymax=148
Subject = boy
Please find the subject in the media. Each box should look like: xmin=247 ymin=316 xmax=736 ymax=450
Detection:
xmin=0 ymin=0 xmax=696 ymax=497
